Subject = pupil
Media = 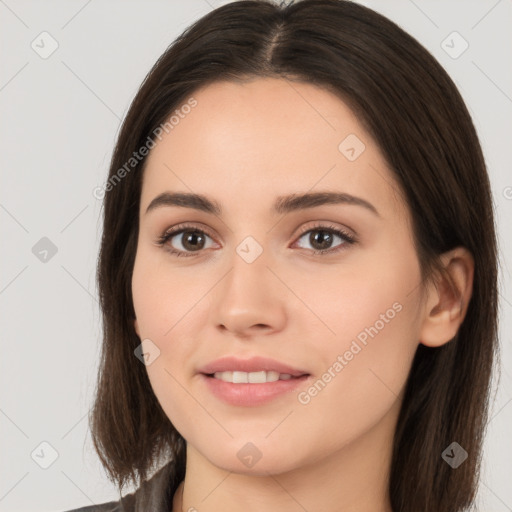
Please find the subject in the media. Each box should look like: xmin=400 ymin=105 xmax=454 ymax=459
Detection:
xmin=183 ymin=231 xmax=204 ymax=251
xmin=311 ymin=230 xmax=332 ymax=250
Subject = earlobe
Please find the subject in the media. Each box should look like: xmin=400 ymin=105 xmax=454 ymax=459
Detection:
xmin=419 ymin=247 xmax=474 ymax=348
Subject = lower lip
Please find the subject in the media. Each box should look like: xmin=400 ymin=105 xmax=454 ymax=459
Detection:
xmin=200 ymin=374 xmax=310 ymax=406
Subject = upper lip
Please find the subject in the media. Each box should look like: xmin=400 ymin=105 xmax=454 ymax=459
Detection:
xmin=198 ymin=356 xmax=309 ymax=377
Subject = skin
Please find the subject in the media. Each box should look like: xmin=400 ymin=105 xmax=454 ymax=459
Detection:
xmin=131 ymin=77 xmax=474 ymax=512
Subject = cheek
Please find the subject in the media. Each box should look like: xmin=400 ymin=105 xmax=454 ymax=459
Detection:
xmin=131 ymin=250 xmax=213 ymax=431
xmin=298 ymin=308 xmax=418 ymax=451
xmin=294 ymin=253 xmax=422 ymax=442
xmin=292 ymin=251 xmax=421 ymax=358
xmin=131 ymin=246 xmax=209 ymax=340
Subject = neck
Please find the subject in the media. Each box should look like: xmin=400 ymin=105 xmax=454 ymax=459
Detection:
xmin=172 ymin=398 xmax=399 ymax=512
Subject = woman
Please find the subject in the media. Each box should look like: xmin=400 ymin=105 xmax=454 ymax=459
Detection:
xmin=64 ymin=0 xmax=499 ymax=511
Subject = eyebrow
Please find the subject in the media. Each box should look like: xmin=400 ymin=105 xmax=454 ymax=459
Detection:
xmin=145 ymin=191 xmax=380 ymax=217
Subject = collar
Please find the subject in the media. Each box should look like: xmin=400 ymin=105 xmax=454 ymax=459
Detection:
xmin=118 ymin=461 xmax=182 ymax=512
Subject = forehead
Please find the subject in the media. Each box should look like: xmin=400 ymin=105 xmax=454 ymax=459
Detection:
xmin=140 ymin=78 xmax=405 ymax=220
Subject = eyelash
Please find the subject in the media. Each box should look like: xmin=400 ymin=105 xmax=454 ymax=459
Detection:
xmin=155 ymin=222 xmax=357 ymax=258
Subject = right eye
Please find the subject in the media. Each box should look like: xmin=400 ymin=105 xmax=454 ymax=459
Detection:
xmin=156 ymin=224 xmax=217 ymax=257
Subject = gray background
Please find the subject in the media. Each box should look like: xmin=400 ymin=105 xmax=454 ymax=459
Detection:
xmin=1 ymin=1 xmax=511 ymax=511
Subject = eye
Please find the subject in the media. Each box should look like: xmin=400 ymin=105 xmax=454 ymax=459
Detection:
xmin=293 ymin=223 xmax=356 ymax=255
xmin=156 ymin=223 xmax=216 ymax=257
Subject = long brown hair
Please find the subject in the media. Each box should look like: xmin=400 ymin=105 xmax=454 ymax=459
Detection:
xmin=90 ymin=1 xmax=499 ymax=510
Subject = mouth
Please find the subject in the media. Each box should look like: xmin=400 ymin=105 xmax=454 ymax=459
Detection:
xmin=204 ymin=370 xmax=309 ymax=384
xmin=198 ymin=355 xmax=310 ymax=380
xmin=200 ymin=371 xmax=311 ymax=407
xmin=197 ymin=356 xmax=311 ymax=405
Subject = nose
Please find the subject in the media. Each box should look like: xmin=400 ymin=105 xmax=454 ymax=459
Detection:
xmin=211 ymin=253 xmax=287 ymax=339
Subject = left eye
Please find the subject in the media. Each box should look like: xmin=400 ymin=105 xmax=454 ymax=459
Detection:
xmin=294 ymin=227 xmax=355 ymax=254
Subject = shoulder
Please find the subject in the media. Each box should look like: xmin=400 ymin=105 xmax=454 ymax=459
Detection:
xmin=59 ymin=502 xmax=122 ymax=512
xmin=58 ymin=490 xmax=135 ymax=512
xmin=59 ymin=461 xmax=181 ymax=512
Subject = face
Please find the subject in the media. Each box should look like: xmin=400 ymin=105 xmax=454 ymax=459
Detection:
xmin=132 ymin=77 xmax=425 ymax=475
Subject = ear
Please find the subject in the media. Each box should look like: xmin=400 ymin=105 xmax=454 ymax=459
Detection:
xmin=419 ymin=247 xmax=474 ymax=348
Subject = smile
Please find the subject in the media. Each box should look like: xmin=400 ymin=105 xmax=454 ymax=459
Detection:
xmin=211 ymin=370 xmax=295 ymax=383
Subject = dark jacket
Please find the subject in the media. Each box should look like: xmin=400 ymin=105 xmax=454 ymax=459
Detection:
xmin=61 ymin=462 xmax=181 ymax=512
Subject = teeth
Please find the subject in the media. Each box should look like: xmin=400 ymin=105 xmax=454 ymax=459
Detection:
xmin=212 ymin=371 xmax=294 ymax=383
xmin=233 ymin=371 xmax=248 ymax=383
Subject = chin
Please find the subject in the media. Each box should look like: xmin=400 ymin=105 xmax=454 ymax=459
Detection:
xmin=200 ymin=439 xmax=308 ymax=477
